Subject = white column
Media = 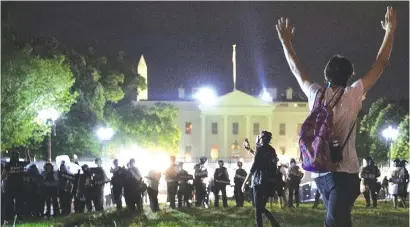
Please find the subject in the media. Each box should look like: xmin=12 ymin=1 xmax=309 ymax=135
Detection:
xmin=268 ymin=115 xmax=273 ymax=132
xmin=246 ymin=116 xmax=251 ymax=139
xmin=223 ymin=115 xmax=229 ymax=159
xmin=201 ymin=114 xmax=206 ymax=157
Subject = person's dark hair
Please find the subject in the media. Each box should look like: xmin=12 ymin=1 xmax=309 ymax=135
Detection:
xmin=290 ymin=158 xmax=296 ymax=164
xmin=324 ymin=55 xmax=354 ymax=87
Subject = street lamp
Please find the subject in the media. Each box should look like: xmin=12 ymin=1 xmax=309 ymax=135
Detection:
xmin=382 ymin=125 xmax=399 ymax=167
xmin=97 ymin=127 xmax=115 ymax=154
xmin=38 ymin=108 xmax=60 ymax=162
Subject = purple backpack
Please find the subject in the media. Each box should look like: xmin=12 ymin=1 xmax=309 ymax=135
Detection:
xmin=299 ymin=88 xmax=344 ymax=173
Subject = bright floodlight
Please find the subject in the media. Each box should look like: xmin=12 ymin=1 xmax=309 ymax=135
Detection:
xmin=38 ymin=108 xmax=60 ymax=123
xmin=97 ymin=127 xmax=115 ymax=141
xmin=382 ymin=125 xmax=399 ymax=141
xmin=193 ymin=87 xmax=217 ymax=105
xmin=260 ymin=90 xmax=272 ymax=102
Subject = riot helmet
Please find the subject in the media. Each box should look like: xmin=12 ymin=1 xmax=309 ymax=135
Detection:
xmin=393 ymin=158 xmax=401 ymax=167
xmin=400 ymin=159 xmax=408 ymax=168
xmin=237 ymin=161 xmax=243 ymax=168
xmin=199 ymin=156 xmax=207 ymax=164
xmin=95 ymin=157 xmax=102 ymax=167
xmin=365 ymin=156 xmax=375 ymax=166
xmin=218 ymin=160 xmax=224 ymax=167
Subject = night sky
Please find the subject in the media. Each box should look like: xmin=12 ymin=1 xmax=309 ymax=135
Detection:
xmin=6 ymin=1 xmax=409 ymax=109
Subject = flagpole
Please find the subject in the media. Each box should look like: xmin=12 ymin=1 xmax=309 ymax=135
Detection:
xmin=232 ymin=44 xmax=236 ymax=91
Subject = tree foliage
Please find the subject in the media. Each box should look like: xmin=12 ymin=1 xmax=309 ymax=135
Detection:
xmin=1 ymin=45 xmax=77 ymax=150
xmin=358 ymin=98 xmax=407 ymax=163
xmin=391 ymin=115 xmax=409 ymax=160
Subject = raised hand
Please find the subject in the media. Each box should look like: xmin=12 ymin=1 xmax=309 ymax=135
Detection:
xmin=276 ymin=17 xmax=295 ymax=44
xmin=381 ymin=6 xmax=397 ymax=32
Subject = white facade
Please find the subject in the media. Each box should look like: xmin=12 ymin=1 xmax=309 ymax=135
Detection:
xmin=136 ymin=89 xmax=310 ymax=163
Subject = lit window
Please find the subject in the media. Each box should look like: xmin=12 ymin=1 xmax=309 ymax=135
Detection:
xmin=212 ymin=122 xmax=218 ymax=135
xmin=185 ymin=122 xmax=192 ymax=135
xmin=253 ymin=122 xmax=260 ymax=135
xmin=279 ymin=123 xmax=286 ymax=135
xmin=233 ymin=122 xmax=239 ymax=135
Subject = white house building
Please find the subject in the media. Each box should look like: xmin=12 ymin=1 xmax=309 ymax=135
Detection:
xmin=134 ymin=46 xmax=310 ymax=164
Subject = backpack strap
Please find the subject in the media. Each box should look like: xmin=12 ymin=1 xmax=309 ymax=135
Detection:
xmin=326 ymin=88 xmax=344 ymax=109
xmin=341 ymin=120 xmax=357 ymax=149
xmin=313 ymin=88 xmax=326 ymax=109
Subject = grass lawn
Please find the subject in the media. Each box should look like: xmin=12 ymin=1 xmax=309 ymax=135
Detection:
xmin=9 ymin=198 xmax=409 ymax=227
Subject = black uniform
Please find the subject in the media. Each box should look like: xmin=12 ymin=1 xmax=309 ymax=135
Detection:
xmin=360 ymin=164 xmax=381 ymax=208
xmin=214 ymin=166 xmax=230 ymax=208
xmin=77 ymin=169 xmax=93 ymax=212
xmin=194 ymin=162 xmax=208 ymax=207
xmin=124 ymin=165 xmax=143 ymax=213
xmin=287 ymin=164 xmax=304 ymax=208
xmin=4 ymin=159 xmax=28 ymax=220
xmin=165 ymin=164 xmax=179 ymax=209
xmin=23 ymin=165 xmax=43 ymax=217
xmin=146 ymin=170 xmax=161 ymax=212
xmin=234 ymin=168 xmax=247 ymax=207
xmin=43 ymin=170 xmax=60 ymax=217
xmin=90 ymin=167 xmax=109 ymax=211
xmin=177 ymin=169 xmax=193 ymax=208
xmin=111 ymin=166 xmax=126 ymax=210
xmin=58 ymin=170 xmax=75 ymax=215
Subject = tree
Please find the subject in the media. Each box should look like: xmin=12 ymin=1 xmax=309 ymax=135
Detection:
xmin=391 ymin=115 xmax=409 ymax=160
xmin=358 ymin=98 xmax=407 ymax=164
xmin=1 ymin=45 xmax=77 ymax=150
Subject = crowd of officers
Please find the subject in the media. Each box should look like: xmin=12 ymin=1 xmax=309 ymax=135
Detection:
xmin=2 ymin=149 xmax=409 ymax=224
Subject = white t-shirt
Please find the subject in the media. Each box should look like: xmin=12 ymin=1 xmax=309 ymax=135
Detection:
xmin=308 ymin=80 xmax=364 ymax=177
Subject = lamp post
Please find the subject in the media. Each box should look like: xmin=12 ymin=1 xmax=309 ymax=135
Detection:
xmin=382 ymin=125 xmax=398 ymax=167
xmin=38 ymin=108 xmax=60 ymax=162
xmin=97 ymin=127 xmax=115 ymax=154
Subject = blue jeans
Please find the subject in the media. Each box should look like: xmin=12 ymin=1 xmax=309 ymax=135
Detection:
xmin=314 ymin=172 xmax=360 ymax=227
xmin=253 ymin=185 xmax=281 ymax=227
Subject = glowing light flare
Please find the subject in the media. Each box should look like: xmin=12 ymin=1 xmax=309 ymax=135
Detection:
xmin=38 ymin=108 xmax=60 ymax=123
xmin=97 ymin=127 xmax=115 ymax=141
xmin=193 ymin=87 xmax=217 ymax=106
xmin=210 ymin=146 xmax=219 ymax=160
xmin=382 ymin=125 xmax=399 ymax=141
xmin=259 ymin=90 xmax=273 ymax=102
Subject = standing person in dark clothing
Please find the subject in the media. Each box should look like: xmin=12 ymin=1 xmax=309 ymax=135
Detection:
xmin=3 ymin=151 xmax=29 ymax=221
xmin=146 ymin=169 xmax=161 ymax=212
xmin=177 ymin=162 xmax=193 ymax=208
xmin=110 ymin=159 xmax=125 ymax=210
xmin=42 ymin=163 xmax=60 ymax=217
xmin=165 ymin=156 xmax=179 ymax=209
xmin=213 ymin=160 xmax=230 ymax=208
xmin=287 ymin=158 xmax=304 ymax=208
xmin=234 ymin=161 xmax=247 ymax=207
xmin=77 ymin=164 xmax=93 ymax=212
xmin=381 ymin=176 xmax=389 ymax=202
xmin=124 ymin=159 xmax=144 ymax=213
xmin=58 ymin=163 xmax=75 ymax=215
xmin=91 ymin=158 xmax=109 ymax=211
xmin=242 ymin=131 xmax=281 ymax=227
xmin=360 ymin=156 xmax=381 ymax=208
xmin=72 ymin=161 xmax=82 ymax=213
xmin=194 ymin=157 xmax=208 ymax=207
xmin=23 ymin=164 xmax=43 ymax=217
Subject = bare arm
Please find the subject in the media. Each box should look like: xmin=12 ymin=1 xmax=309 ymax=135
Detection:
xmin=362 ymin=6 xmax=396 ymax=93
xmin=276 ymin=18 xmax=312 ymax=95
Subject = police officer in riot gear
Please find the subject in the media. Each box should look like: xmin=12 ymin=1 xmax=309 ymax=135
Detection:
xmin=194 ymin=156 xmax=208 ymax=207
xmin=214 ymin=160 xmax=230 ymax=208
xmin=177 ymin=162 xmax=193 ymax=208
xmin=91 ymin=158 xmax=109 ymax=211
xmin=234 ymin=161 xmax=247 ymax=207
xmin=360 ymin=156 xmax=381 ymax=208
xmin=77 ymin=164 xmax=93 ymax=212
xmin=165 ymin=156 xmax=179 ymax=209
xmin=111 ymin=159 xmax=125 ymax=210
xmin=287 ymin=158 xmax=304 ymax=208
xmin=124 ymin=158 xmax=144 ymax=213
xmin=3 ymin=151 xmax=29 ymax=220
xmin=42 ymin=162 xmax=60 ymax=217
xmin=58 ymin=162 xmax=75 ymax=215
xmin=242 ymin=131 xmax=281 ymax=227
xmin=146 ymin=168 xmax=161 ymax=212
xmin=24 ymin=164 xmax=43 ymax=217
